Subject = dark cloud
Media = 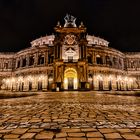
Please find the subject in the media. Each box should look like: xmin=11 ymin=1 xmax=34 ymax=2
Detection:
xmin=0 ymin=0 xmax=140 ymax=52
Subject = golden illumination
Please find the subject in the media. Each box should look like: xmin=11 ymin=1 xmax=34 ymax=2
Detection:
xmin=97 ymin=75 xmax=103 ymax=81
xmin=108 ymin=75 xmax=113 ymax=81
xmin=117 ymin=76 xmax=122 ymax=81
xmin=64 ymin=68 xmax=78 ymax=90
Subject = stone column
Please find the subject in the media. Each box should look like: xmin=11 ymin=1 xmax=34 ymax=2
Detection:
xmin=79 ymin=46 xmax=81 ymax=59
xmin=26 ymin=55 xmax=30 ymax=67
xmin=45 ymin=50 xmax=48 ymax=65
xmin=94 ymin=52 xmax=96 ymax=64
xmin=102 ymin=55 xmax=106 ymax=65
xmin=20 ymin=57 xmax=23 ymax=67
xmin=60 ymin=46 xmax=62 ymax=59
xmin=34 ymin=53 xmax=38 ymax=66
xmin=43 ymin=75 xmax=48 ymax=91
xmin=24 ymin=79 xmax=29 ymax=91
xmin=92 ymin=52 xmax=95 ymax=64
xmin=32 ymin=76 xmax=37 ymax=91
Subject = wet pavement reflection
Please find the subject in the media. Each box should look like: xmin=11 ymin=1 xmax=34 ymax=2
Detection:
xmin=0 ymin=91 xmax=140 ymax=139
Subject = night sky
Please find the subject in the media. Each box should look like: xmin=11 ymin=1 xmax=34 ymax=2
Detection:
xmin=0 ymin=0 xmax=140 ymax=52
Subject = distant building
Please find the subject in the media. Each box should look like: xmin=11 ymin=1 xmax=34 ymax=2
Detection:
xmin=0 ymin=15 xmax=140 ymax=91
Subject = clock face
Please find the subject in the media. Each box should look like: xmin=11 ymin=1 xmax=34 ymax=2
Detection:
xmin=64 ymin=34 xmax=77 ymax=45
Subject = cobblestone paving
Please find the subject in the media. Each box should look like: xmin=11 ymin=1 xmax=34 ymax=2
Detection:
xmin=0 ymin=91 xmax=140 ymax=139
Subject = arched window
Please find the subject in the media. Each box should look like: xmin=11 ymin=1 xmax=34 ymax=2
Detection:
xmin=22 ymin=58 xmax=26 ymax=67
xmin=29 ymin=81 xmax=32 ymax=91
xmin=38 ymin=55 xmax=44 ymax=65
xmin=106 ymin=56 xmax=112 ymax=66
xmin=113 ymin=57 xmax=117 ymax=66
xmin=38 ymin=81 xmax=42 ymax=90
xmin=17 ymin=60 xmax=20 ymax=68
xmin=29 ymin=56 xmax=34 ymax=66
xmin=4 ymin=63 xmax=8 ymax=69
xmin=96 ymin=55 xmax=103 ymax=64
xmin=48 ymin=54 xmax=54 ymax=64
xmin=87 ymin=55 xmax=92 ymax=64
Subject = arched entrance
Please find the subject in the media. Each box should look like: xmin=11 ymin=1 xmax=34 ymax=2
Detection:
xmin=64 ymin=68 xmax=78 ymax=90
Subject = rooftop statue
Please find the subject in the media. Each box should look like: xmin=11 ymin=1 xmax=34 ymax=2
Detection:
xmin=64 ymin=14 xmax=77 ymax=27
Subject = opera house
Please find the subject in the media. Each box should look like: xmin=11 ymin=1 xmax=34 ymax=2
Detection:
xmin=0 ymin=15 xmax=140 ymax=91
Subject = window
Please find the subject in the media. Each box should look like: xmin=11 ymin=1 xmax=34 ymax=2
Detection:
xmin=29 ymin=56 xmax=34 ymax=66
xmin=68 ymin=56 xmax=73 ymax=62
xmin=22 ymin=58 xmax=26 ymax=67
xmin=106 ymin=56 xmax=112 ymax=66
xmin=17 ymin=60 xmax=20 ymax=68
xmin=4 ymin=63 xmax=8 ymax=69
xmin=87 ymin=56 xmax=92 ymax=64
xmin=48 ymin=55 xmax=54 ymax=64
xmin=96 ymin=55 xmax=103 ymax=64
xmin=38 ymin=55 xmax=44 ymax=65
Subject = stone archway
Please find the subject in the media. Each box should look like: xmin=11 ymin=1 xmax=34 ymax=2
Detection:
xmin=64 ymin=68 xmax=78 ymax=90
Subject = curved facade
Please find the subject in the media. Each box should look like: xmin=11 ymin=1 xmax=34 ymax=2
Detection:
xmin=0 ymin=15 xmax=140 ymax=91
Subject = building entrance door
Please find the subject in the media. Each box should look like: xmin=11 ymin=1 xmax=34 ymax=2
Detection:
xmin=68 ymin=77 xmax=74 ymax=90
xmin=64 ymin=68 xmax=78 ymax=90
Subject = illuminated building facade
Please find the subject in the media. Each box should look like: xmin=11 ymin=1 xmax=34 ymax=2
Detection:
xmin=0 ymin=15 xmax=140 ymax=91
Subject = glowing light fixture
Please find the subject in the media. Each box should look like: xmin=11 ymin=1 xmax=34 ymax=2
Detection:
xmin=124 ymin=77 xmax=128 ymax=82
xmin=117 ymin=76 xmax=122 ymax=81
xmin=18 ymin=76 xmax=23 ymax=82
xmin=108 ymin=75 xmax=113 ymax=80
xmin=64 ymin=78 xmax=68 ymax=84
xmin=97 ymin=75 xmax=103 ymax=81
xmin=27 ymin=76 xmax=33 ymax=81
xmin=38 ymin=75 xmax=45 ymax=81
xmin=88 ymin=77 xmax=92 ymax=82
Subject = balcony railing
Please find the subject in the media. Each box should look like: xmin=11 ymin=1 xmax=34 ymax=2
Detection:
xmin=64 ymin=59 xmax=78 ymax=63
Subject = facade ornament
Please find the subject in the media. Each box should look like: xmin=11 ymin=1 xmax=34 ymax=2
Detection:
xmin=64 ymin=14 xmax=77 ymax=27
xmin=56 ymin=21 xmax=61 ymax=27
xmin=79 ymin=21 xmax=84 ymax=28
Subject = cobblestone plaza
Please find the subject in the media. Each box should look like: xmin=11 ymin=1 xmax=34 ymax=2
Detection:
xmin=0 ymin=92 xmax=140 ymax=139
